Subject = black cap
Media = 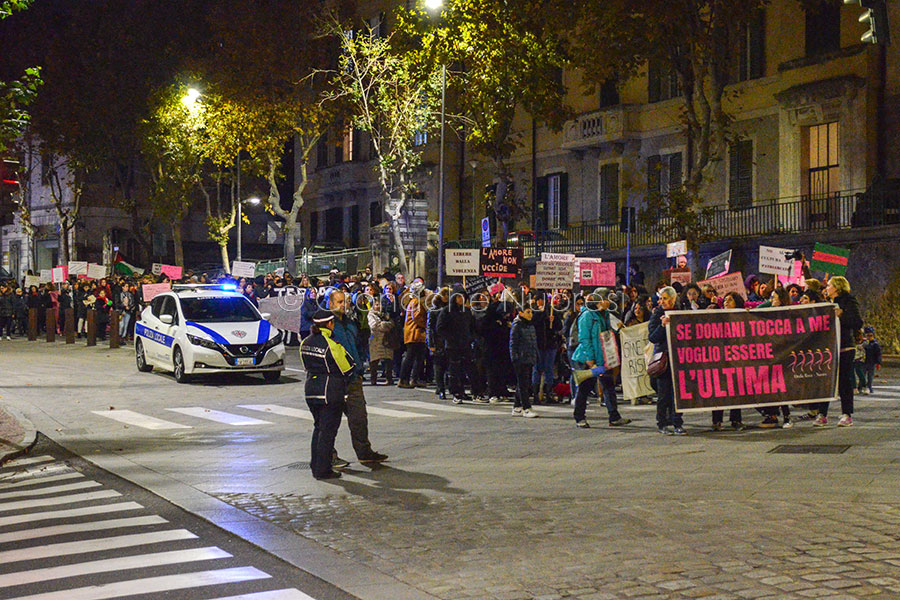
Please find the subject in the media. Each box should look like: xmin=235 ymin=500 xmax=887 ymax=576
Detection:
xmin=313 ymin=309 xmax=335 ymax=324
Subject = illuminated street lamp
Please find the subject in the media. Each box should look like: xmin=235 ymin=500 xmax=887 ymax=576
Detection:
xmin=237 ymin=196 xmax=261 ymax=263
xmin=181 ymin=87 xmax=201 ymax=108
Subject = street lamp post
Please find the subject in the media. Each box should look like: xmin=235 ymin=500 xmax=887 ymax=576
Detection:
xmin=426 ymin=0 xmax=447 ymax=288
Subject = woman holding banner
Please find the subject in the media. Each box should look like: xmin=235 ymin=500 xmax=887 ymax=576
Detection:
xmin=648 ymin=287 xmax=685 ymax=435
xmin=816 ymin=276 xmax=862 ymax=427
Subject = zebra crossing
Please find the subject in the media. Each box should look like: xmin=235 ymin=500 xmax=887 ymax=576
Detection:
xmin=88 ymin=397 xmax=541 ymax=431
xmin=0 ymin=453 xmax=327 ymax=600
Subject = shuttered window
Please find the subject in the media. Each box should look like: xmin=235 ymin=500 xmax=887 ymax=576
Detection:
xmin=740 ymin=9 xmax=766 ymax=81
xmin=599 ymin=163 xmax=619 ymax=224
xmin=729 ymin=140 xmax=753 ymax=209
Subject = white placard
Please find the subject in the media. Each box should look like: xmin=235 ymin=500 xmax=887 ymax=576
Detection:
xmin=151 ymin=263 xmax=162 ymax=275
xmin=24 ymin=275 xmax=40 ymax=288
xmin=666 ymin=240 xmax=688 ymax=258
xmin=759 ymin=245 xmax=795 ymax=276
xmin=620 ymin=322 xmax=654 ymax=401
xmin=39 ymin=269 xmax=52 ymax=283
xmin=231 ymin=261 xmax=256 ymax=278
xmin=52 ymin=266 xmax=66 ymax=283
xmin=541 ymin=252 xmax=575 ymax=263
xmin=535 ymin=261 xmax=573 ymax=289
xmin=68 ymin=261 xmax=87 ymax=276
xmin=87 ymin=263 xmax=108 ymax=280
xmin=446 ymin=249 xmax=479 ymax=276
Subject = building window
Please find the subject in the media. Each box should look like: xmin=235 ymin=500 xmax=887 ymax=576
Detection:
xmin=728 ymin=139 xmax=753 ymax=209
xmin=739 ymin=9 xmax=766 ymax=81
xmin=316 ymin=136 xmax=328 ymax=170
xmin=599 ymin=78 xmax=620 ymax=109
xmin=807 ymin=122 xmax=840 ymax=197
xmin=370 ymin=201 xmax=383 ymax=227
xmin=349 ymin=204 xmax=360 ymax=247
xmin=539 ymin=173 xmax=568 ymax=230
xmin=805 ymin=1 xmax=840 ymax=57
xmin=413 ymin=130 xmax=428 ymax=147
xmin=325 ymin=206 xmax=343 ymax=242
xmin=647 ymin=152 xmax=683 ymax=202
xmin=648 ymin=61 xmax=680 ymax=103
xmin=342 ymin=125 xmax=358 ymax=162
xmin=598 ymin=163 xmax=619 ymax=224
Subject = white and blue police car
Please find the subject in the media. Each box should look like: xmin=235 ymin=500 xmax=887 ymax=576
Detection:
xmin=134 ymin=284 xmax=286 ymax=383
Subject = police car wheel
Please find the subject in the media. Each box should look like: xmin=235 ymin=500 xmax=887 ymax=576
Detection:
xmin=262 ymin=371 xmax=280 ymax=383
xmin=172 ymin=347 xmax=191 ymax=384
xmin=135 ymin=340 xmax=153 ymax=373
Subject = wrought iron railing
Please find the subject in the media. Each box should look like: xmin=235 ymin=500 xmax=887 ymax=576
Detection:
xmin=255 ymin=247 xmax=372 ymax=277
xmin=444 ymin=192 xmax=899 ymax=257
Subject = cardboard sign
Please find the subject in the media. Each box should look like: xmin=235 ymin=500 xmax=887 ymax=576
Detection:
xmin=480 ymin=247 xmax=522 ymax=278
xmin=446 ymin=249 xmax=480 ymax=277
xmin=535 ymin=261 xmax=574 ymax=289
xmin=541 ymin=252 xmax=575 ymax=263
xmin=231 ymin=261 xmax=256 ymax=278
xmin=759 ymin=246 xmax=795 ymax=276
xmin=810 ymin=242 xmax=850 ymax=276
xmin=600 ymin=330 xmax=620 ymax=370
xmin=705 ymin=250 xmax=732 ymax=280
xmin=620 ymin=322 xmax=654 ymax=400
xmin=142 ymin=282 xmax=172 ymax=302
xmin=699 ymin=272 xmax=746 ymax=300
xmin=52 ymin=266 xmax=68 ymax=283
xmin=464 ymin=275 xmax=490 ymax=295
xmin=39 ymin=269 xmax=52 ymax=283
xmin=151 ymin=263 xmax=162 ymax=276
xmin=68 ymin=261 xmax=87 ymax=276
xmin=159 ymin=264 xmax=183 ymax=280
xmin=668 ymin=304 xmax=838 ymax=412
xmin=24 ymin=275 xmax=40 ymax=288
xmin=574 ymin=257 xmax=603 ymax=283
xmin=580 ymin=261 xmax=615 ymax=287
xmin=481 ymin=217 xmax=491 ymax=248
xmin=86 ymin=263 xmax=107 ymax=280
xmin=666 ymin=240 xmax=688 ymax=258
xmin=670 ymin=270 xmax=692 ymax=286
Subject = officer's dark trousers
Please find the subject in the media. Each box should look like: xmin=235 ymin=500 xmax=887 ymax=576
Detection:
xmin=307 ymin=398 xmax=345 ymax=477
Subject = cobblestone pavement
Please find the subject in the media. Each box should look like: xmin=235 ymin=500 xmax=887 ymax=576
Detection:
xmin=215 ymin=492 xmax=900 ymax=600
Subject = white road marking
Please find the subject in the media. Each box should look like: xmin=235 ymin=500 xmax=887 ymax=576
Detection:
xmin=0 ymin=490 xmax=121 ymax=513
xmin=5 ymin=566 xmax=270 ymax=600
xmin=209 ymin=590 xmax=319 ymax=600
xmin=0 ymin=480 xmax=100 ymax=501
xmin=0 ymin=515 xmax=168 ymax=544
xmin=0 ymin=546 xmax=230 ymax=589
xmin=0 ymin=529 xmax=197 ymax=565
xmin=385 ymin=400 xmax=504 ymax=415
xmin=91 ymin=409 xmax=192 ymax=430
xmin=0 ymin=472 xmax=83 ymax=491
xmin=284 ymin=367 xmax=304 ymax=373
xmin=363 ymin=406 xmax=431 ymax=418
xmin=0 ymin=464 xmax=72 ymax=483
xmin=166 ymin=407 xmax=273 ymax=426
xmin=238 ymin=404 xmax=313 ymax=421
xmin=0 ymin=456 xmax=54 ymax=469
xmin=0 ymin=501 xmax=143 ymax=527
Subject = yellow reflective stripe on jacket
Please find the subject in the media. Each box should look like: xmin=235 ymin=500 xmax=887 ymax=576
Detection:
xmin=323 ymin=329 xmax=353 ymax=375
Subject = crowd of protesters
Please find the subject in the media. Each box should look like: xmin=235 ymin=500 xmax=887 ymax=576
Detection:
xmin=1 ymin=257 xmax=884 ymax=436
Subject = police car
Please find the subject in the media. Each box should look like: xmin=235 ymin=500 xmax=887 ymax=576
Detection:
xmin=134 ymin=284 xmax=286 ymax=383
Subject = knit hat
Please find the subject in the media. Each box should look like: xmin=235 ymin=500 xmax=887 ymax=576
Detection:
xmin=312 ymin=309 xmax=335 ymax=325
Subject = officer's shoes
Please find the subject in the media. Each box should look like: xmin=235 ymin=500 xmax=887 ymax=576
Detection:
xmin=314 ymin=471 xmax=342 ymax=480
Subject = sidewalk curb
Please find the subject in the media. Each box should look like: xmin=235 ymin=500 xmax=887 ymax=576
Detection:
xmin=0 ymin=403 xmax=39 ymax=467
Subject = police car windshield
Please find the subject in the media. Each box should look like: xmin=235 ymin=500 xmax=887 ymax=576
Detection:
xmin=179 ymin=297 xmax=258 ymax=323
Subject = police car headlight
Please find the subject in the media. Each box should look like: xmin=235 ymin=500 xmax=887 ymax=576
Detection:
xmin=187 ymin=334 xmax=221 ymax=351
xmin=260 ymin=331 xmax=283 ymax=351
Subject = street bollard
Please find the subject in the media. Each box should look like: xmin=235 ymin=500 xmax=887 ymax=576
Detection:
xmin=86 ymin=309 xmax=96 ymax=347
xmin=27 ymin=308 xmax=37 ymax=341
xmin=109 ymin=311 xmax=120 ymax=349
xmin=46 ymin=310 xmax=56 ymax=343
xmin=65 ymin=308 xmax=75 ymax=344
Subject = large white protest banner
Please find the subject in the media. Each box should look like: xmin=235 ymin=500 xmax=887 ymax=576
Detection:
xmin=257 ymin=296 xmax=301 ymax=333
xmin=620 ymin=322 xmax=654 ymax=401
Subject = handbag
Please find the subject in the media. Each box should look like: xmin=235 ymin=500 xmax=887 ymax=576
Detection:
xmin=646 ymin=351 xmax=669 ymax=378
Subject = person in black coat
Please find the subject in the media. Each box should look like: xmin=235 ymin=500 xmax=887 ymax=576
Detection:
xmin=509 ymin=302 xmax=539 ymax=417
xmin=437 ymin=284 xmax=475 ymax=403
xmin=648 ymin=286 xmax=684 ymax=435
xmin=817 ymin=276 xmax=863 ymax=426
xmin=0 ymin=285 xmax=13 ymax=339
xmin=12 ymin=287 xmax=27 ymax=336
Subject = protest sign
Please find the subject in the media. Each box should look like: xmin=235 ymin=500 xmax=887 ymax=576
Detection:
xmin=810 ymin=242 xmax=850 ymax=276
xmin=151 ymin=263 xmax=162 ymax=276
xmin=541 ymin=252 xmax=575 ymax=263
xmin=535 ymin=261 xmax=573 ymax=289
xmin=480 ymin=247 xmax=522 ymax=278
xmin=142 ymin=282 xmax=171 ymax=302
xmin=24 ymin=275 xmax=40 ymax=288
xmin=699 ymin=271 xmax=746 ymax=300
xmin=159 ymin=264 xmax=183 ymax=280
xmin=52 ymin=266 xmax=68 ymax=283
xmin=778 ymin=260 xmax=804 ymax=287
xmin=275 ymin=268 xmax=285 ymax=277
xmin=579 ymin=261 xmax=615 ymax=287
xmin=68 ymin=261 xmax=87 ymax=276
xmin=670 ymin=270 xmax=692 ymax=286
xmin=705 ymin=250 xmax=732 ymax=280
xmin=620 ymin=322 xmax=654 ymax=401
xmin=446 ymin=249 xmax=480 ymax=276
xmin=488 ymin=282 xmax=505 ymax=295
xmin=39 ymin=269 xmax=51 ymax=283
xmin=231 ymin=261 xmax=256 ymax=278
xmin=257 ymin=296 xmax=301 ymax=333
xmin=574 ymin=257 xmax=603 ymax=283
xmin=666 ymin=240 xmax=687 ymax=258
xmin=759 ymin=245 xmax=795 ymax=276
xmin=481 ymin=217 xmax=491 ymax=248
xmin=600 ymin=330 xmax=620 ymax=370
xmin=667 ymin=304 xmax=838 ymax=412
xmin=86 ymin=263 xmax=107 ymax=280
xmin=464 ymin=275 xmax=490 ymax=295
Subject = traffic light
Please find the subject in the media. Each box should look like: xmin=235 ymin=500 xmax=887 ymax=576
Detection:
xmin=845 ymin=0 xmax=891 ymax=46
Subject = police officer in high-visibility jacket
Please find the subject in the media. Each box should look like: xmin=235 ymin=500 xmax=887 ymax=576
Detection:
xmin=300 ymin=310 xmax=355 ymax=480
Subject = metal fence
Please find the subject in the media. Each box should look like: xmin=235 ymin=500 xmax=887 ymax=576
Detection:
xmin=255 ymin=247 xmax=372 ymax=277
xmin=445 ymin=193 xmax=899 ymax=257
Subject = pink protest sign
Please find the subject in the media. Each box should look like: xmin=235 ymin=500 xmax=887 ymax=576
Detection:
xmin=159 ymin=264 xmax=183 ymax=280
xmin=579 ymin=262 xmax=615 ymax=287
xmin=699 ymin=272 xmax=746 ymax=300
xmin=142 ymin=282 xmax=172 ymax=302
xmin=488 ymin=282 xmax=505 ymax=295
xmin=777 ymin=260 xmax=804 ymax=287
